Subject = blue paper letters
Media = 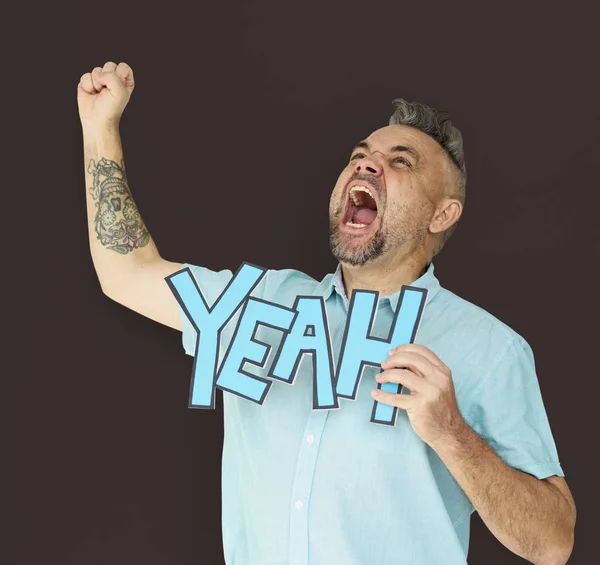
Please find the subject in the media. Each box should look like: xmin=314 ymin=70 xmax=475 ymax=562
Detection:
xmin=166 ymin=262 xmax=427 ymax=425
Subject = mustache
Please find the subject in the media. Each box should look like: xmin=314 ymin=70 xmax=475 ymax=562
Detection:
xmin=346 ymin=173 xmax=383 ymax=197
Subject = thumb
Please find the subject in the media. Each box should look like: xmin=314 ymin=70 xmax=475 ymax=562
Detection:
xmin=95 ymin=70 xmax=124 ymax=96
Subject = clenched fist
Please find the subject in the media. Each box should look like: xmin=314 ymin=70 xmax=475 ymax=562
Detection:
xmin=77 ymin=61 xmax=135 ymax=129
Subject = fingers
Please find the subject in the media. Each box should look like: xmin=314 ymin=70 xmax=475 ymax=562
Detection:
xmin=78 ymin=61 xmax=134 ymax=93
xmin=381 ymin=351 xmax=432 ymax=377
xmin=102 ymin=61 xmax=118 ymax=73
xmin=371 ymin=387 xmax=412 ymax=409
xmin=389 ymin=343 xmax=446 ymax=371
xmin=79 ymin=71 xmax=94 ymax=93
xmin=382 ymin=346 xmax=451 ymax=387
xmin=376 ymin=368 xmax=426 ymax=393
xmin=115 ymin=62 xmax=134 ymax=89
xmin=91 ymin=66 xmax=104 ymax=91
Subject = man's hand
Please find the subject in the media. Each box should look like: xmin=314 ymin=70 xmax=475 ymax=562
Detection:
xmin=373 ymin=344 xmax=575 ymax=563
xmin=78 ymin=61 xmax=135 ymax=131
xmin=372 ymin=343 xmax=466 ymax=448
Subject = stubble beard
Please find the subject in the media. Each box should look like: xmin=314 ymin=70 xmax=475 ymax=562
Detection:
xmin=328 ymin=214 xmax=387 ymax=266
xmin=329 ymin=198 xmax=432 ymax=266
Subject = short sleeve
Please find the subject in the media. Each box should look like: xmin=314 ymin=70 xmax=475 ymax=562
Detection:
xmin=463 ymin=336 xmax=565 ymax=479
xmin=177 ymin=263 xmax=234 ymax=356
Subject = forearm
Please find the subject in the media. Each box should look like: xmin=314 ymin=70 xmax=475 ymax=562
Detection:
xmin=82 ymin=123 xmax=161 ymax=292
xmin=432 ymin=424 xmax=574 ymax=564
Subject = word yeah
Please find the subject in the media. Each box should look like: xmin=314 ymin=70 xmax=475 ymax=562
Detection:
xmin=165 ymin=263 xmax=427 ymax=426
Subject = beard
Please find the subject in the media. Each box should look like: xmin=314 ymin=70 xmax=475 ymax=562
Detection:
xmin=328 ymin=196 xmax=432 ymax=266
xmin=328 ymin=216 xmax=386 ymax=266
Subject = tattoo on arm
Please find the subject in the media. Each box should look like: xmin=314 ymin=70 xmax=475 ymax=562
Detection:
xmin=87 ymin=157 xmax=150 ymax=254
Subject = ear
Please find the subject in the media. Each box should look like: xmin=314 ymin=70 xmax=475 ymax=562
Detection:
xmin=430 ymin=197 xmax=463 ymax=235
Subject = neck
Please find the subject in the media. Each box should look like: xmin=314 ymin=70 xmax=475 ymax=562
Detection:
xmin=340 ymin=251 xmax=431 ymax=299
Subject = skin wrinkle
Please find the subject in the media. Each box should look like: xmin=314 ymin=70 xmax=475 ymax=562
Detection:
xmin=328 ymin=124 xmax=462 ymax=299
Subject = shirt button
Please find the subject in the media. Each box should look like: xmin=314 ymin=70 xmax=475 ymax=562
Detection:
xmin=295 ymin=500 xmax=303 ymax=510
xmin=306 ymin=434 xmax=315 ymax=444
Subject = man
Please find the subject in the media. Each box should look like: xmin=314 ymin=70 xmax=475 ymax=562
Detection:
xmin=78 ymin=61 xmax=576 ymax=565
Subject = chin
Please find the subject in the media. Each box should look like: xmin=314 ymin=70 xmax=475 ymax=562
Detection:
xmin=329 ymin=229 xmax=385 ymax=267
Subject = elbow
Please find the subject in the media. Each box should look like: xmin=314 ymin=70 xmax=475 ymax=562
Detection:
xmin=100 ymin=281 xmax=122 ymax=304
xmin=538 ymin=528 xmax=575 ymax=565
xmin=537 ymin=554 xmax=570 ymax=565
xmin=542 ymin=485 xmax=577 ymax=564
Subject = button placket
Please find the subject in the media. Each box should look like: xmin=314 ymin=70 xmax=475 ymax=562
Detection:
xmin=288 ymin=312 xmax=346 ymax=565
xmin=288 ymin=408 xmax=328 ymax=565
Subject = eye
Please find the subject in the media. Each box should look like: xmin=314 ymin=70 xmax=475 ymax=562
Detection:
xmin=393 ymin=156 xmax=410 ymax=166
xmin=350 ymin=152 xmax=365 ymax=161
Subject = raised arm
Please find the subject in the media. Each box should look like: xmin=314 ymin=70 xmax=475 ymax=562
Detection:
xmin=78 ymin=61 xmax=183 ymax=331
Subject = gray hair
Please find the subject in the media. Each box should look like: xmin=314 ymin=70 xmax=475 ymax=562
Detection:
xmin=388 ymin=98 xmax=466 ymax=257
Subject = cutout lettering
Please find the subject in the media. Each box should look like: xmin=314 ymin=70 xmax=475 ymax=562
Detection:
xmin=166 ymin=263 xmax=427 ymax=425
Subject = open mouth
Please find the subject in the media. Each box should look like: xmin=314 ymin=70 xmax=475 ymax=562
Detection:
xmin=342 ymin=185 xmax=379 ymax=229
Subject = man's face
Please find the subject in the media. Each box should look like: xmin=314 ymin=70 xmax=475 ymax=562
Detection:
xmin=329 ymin=124 xmax=451 ymax=266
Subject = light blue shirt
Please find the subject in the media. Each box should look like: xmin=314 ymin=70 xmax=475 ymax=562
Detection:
xmin=177 ymin=261 xmax=564 ymax=565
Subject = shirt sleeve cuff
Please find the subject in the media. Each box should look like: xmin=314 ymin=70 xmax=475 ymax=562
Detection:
xmin=510 ymin=457 xmax=565 ymax=480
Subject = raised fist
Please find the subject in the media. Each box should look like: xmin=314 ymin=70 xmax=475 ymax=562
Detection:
xmin=77 ymin=61 xmax=135 ymax=129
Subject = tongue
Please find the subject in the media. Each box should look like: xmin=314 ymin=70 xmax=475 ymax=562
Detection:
xmin=354 ymin=207 xmax=377 ymax=225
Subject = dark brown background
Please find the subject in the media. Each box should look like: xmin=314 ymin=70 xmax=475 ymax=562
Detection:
xmin=3 ymin=0 xmax=597 ymax=563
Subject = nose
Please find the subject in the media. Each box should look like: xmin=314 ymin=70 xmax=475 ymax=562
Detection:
xmin=353 ymin=153 xmax=384 ymax=176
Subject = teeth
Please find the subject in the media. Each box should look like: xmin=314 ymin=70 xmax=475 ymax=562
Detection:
xmin=349 ymin=185 xmax=375 ymax=203
xmin=346 ymin=221 xmax=367 ymax=228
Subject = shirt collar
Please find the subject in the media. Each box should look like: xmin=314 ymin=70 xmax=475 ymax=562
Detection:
xmin=317 ymin=261 xmax=441 ymax=310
